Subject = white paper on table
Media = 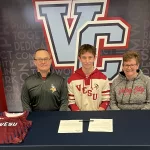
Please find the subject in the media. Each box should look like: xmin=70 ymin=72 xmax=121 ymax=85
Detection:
xmin=58 ymin=120 xmax=83 ymax=133
xmin=88 ymin=119 xmax=113 ymax=132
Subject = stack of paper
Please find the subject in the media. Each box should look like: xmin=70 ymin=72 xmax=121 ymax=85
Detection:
xmin=88 ymin=119 xmax=113 ymax=132
xmin=58 ymin=120 xmax=83 ymax=133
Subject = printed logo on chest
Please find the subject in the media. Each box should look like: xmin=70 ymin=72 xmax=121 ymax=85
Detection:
xmin=50 ymin=84 xmax=56 ymax=93
xmin=76 ymin=84 xmax=98 ymax=100
xmin=119 ymin=86 xmax=145 ymax=95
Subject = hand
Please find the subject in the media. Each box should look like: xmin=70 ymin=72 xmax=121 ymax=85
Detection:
xmin=98 ymin=107 xmax=105 ymax=111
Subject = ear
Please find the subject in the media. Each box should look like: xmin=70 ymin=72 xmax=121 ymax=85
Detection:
xmin=137 ymin=63 xmax=140 ymax=69
xmin=34 ymin=60 xmax=37 ymax=67
xmin=94 ymin=55 xmax=97 ymax=61
xmin=78 ymin=56 xmax=81 ymax=61
xmin=49 ymin=58 xmax=52 ymax=64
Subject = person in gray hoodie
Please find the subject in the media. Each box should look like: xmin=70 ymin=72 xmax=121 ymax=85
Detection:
xmin=110 ymin=50 xmax=150 ymax=110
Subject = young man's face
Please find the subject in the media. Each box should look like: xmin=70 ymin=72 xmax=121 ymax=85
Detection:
xmin=34 ymin=50 xmax=52 ymax=73
xmin=78 ymin=52 xmax=96 ymax=70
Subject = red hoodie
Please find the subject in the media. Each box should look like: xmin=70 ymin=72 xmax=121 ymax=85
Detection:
xmin=68 ymin=68 xmax=110 ymax=111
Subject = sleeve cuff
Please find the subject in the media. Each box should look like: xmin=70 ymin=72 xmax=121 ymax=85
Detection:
xmin=69 ymin=104 xmax=80 ymax=111
xmin=99 ymin=101 xmax=110 ymax=110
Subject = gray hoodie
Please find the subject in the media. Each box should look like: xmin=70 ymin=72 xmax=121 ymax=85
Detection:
xmin=110 ymin=70 xmax=150 ymax=110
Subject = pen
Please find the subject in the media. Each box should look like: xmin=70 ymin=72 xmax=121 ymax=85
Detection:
xmin=79 ymin=120 xmax=94 ymax=122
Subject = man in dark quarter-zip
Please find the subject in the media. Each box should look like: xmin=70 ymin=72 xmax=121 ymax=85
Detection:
xmin=21 ymin=49 xmax=68 ymax=111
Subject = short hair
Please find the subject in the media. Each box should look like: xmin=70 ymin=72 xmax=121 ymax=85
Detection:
xmin=123 ymin=50 xmax=140 ymax=65
xmin=78 ymin=44 xmax=96 ymax=57
xmin=34 ymin=48 xmax=51 ymax=59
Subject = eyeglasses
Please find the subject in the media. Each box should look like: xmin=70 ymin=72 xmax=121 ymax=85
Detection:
xmin=34 ymin=58 xmax=50 ymax=63
xmin=123 ymin=64 xmax=137 ymax=68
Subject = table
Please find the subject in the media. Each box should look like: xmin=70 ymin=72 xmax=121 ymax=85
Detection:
xmin=1 ymin=111 xmax=150 ymax=150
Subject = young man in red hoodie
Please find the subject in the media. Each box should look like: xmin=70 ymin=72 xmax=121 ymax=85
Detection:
xmin=68 ymin=44 xmax=110 ymax=111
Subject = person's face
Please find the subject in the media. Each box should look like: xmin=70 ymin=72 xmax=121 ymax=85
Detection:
xmin=122 ymin=58 xmax=139 ymax=78
xmin=78 ymin=52 xmax=96 ymax=70
xmin=34 ymin=50 xmax=52 ymax=73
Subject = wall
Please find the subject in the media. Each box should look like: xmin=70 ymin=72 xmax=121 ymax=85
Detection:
xmin=0 ymin=0 xmax=150 ymax=111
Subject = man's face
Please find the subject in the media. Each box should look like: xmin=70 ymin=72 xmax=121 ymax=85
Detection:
xmin=34 ymin=50 xmax=52 ymax=73
xmin=78 ymin=52 xmax=96 ymax=70
xmin=122 ymin=58 xmax=139 ymax=78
